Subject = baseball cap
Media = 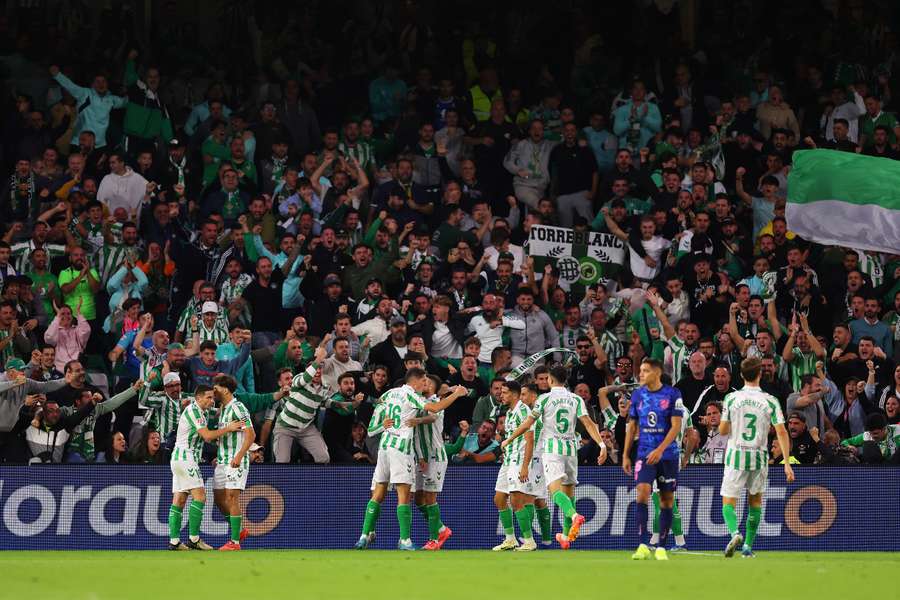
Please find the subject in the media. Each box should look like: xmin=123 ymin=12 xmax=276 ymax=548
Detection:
xmin=366 ymin=277 xmax=383 ymax=287
xmin=167 ymin=342 xmax=185 ymax=351
xmin=323 ymin=273 xmax=342 ymax=286
xmin=4 ymin=357 xmax=26 ymax=371
xmin=721 ymin=217 xmax=736 ymax=226
xmin=390 ymin=316 xmax=407 ymax=327
xmin=249 ymin=443 xmax=263 ymax=452
xmin=163 ymin=372 xmax=181 ymax=385
xmin=788 ymin=411 xmax=807 ymax=422
xmin=201 ymin=301 xmax=219 ymax=314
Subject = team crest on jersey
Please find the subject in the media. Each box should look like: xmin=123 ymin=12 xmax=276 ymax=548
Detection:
xmin=659 ymin=399 xmax=669 ymax=409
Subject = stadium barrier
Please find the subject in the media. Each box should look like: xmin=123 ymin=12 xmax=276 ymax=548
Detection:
xmin=0 ymin=465 xmax=896 ymax=551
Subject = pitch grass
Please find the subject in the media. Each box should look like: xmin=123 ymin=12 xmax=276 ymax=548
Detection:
xmin=4 ymin=550 xmax=897 ymax=600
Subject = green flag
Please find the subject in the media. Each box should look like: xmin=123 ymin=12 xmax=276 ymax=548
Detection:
xmin=787 ymin=149 xmax=900 ymax=254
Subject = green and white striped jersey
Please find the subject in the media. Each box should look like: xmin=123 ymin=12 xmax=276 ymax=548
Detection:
xmin=531 ymin=387 xmax=587 ymax=457
xmin=841 ymin=424 xmax=900 ymax=458
xmin=414 ymin=397 xmax=446 ymax=462
xmin=503 ymin=401 xmax=531 ymax=466
xmin=721 ymin=385 xmax=784 ymax=470
xmin=143 ymin=391 xmax=189 ymax=438
xmin=197 ymin=319 xmax=229 ymax=345
xmin=94 ymin=243 xmax=142 ymax=287
xmin=665 ymin=335 xmax=693 ymax=383
xmin=216 ymin=400 xmax=254 ymax=468
xmin=597 ymin=329 xmax=623 ymax=373
xmin=10 ymin=240 xmax=65 ymax=273
xmin=172 ymin=401 xmax=208 ymax=463
xmin=856 ymin=250 xmax=884 ymax=287
xmin=788 ymin=348 xmax=818 ymax=392
xmin=377 ymin=384 xmax=426 ymax=455
xmin=276 ymin=363 xmax=333 ymax=430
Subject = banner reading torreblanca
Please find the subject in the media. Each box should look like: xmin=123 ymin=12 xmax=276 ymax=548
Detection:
xmin=786 ymin=149 xmax=900 ymax=254
xmin=527 ymin=224 xmax=626 ymax=289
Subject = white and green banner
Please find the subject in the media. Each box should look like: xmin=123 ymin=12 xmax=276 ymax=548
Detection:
xmin=787 ymin=149 xmax=900 ymax=254
xmin=505 ymin=347 xmax=578 ymax=381
xmin=527 ymin=225 xmax=626 ymax=288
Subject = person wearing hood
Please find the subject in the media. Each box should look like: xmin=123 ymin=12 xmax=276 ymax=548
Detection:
xmin=97 ymin=152 xmax=150 ymax=224
xmin=49 ymin=65 xmax=127 ymax=149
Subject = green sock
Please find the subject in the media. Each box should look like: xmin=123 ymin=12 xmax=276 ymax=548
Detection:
xmin=426 ymin=504 xmax=442 ymax=541
xmin=515 ymin=508 xmax=534 ymax=539
xmin=746 ymin=506 xmax=762 ymax=549
xmin=417 ymin=503 xmax=428 ymax=519
xmin=651 ymin=492 xmax=661 ymax=534
xmin=722 ymin=503 xmax=738 ymax=537
xmin=499 ymin=507 xmax=515 ymax=536
xmin=536 ymin=506 xmax=552 ymax=543
xmin=397 ymin=504 xmax=412 ymax=541
xmin=188 ymin=500 xmax=204 ymax=540
xmin=168 ymin=505 xmax=182 ymax=543
xmin=672 ymin=499 xmax=684 ymax=537
xmin=362 ymin=500 xmax=381 ymax=536
xmin=552 ymin=490 xmax=577 ymax=518
xmin=229 ymin=515 xmax=242 ymax=543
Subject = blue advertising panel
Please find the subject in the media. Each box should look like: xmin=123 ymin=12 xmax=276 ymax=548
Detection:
xmin=0 ymin=466 xmax=896 ymax=551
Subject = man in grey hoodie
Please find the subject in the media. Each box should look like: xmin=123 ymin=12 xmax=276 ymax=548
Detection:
xmin=503 ymin=120 xmax=556 ymax=210
xmin=0 ymin=357 xmax=70 ymax=462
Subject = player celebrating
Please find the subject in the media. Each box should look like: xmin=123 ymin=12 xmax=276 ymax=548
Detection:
xmin=720 ymin=357 xmax=794 ymax=558
xmin=168 ymin=385 xmax=243 ymax=551
xmin=410 ymin=374 xmax=454 ymax=550
xmin=212 ymin=374 xmax=256 ymax=551
xmin=502 ymin=365 xmax=607 ymax=550
xmin=622 ymin=358 xmax=684 ymax=561
xmin=503 ymin=381 xmax=546 ymax=552
xmin=492 ymin=378 xmax=522 ymax=551
xmin=355 ymin=369 xmax=467 ymax=550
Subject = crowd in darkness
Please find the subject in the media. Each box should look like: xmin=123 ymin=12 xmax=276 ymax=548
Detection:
xmin=0 ymin=1 xmax=899 ymax=468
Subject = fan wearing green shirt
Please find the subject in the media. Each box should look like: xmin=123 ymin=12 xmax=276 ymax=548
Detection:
xmin=57 ymin=246 xmax=101 ymax=321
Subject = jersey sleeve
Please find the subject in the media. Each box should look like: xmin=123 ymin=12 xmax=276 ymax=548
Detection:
xmin=721 ymin=393 xmax=733 ymax=422
xmin=530 ymin=396 xmax=545 ymax=421
xmin=407 ymin=392 xmax=426 ymax=410
xmin=768 ymin=395 xmax=784 ymax=425
xmin=575 ymin=395 xmax=587 ymax=419
xmin=367 ymin=403 xmax=387 ymax=435
xmin=628 ymin=391 xmax=640 ymax=420
xmin=235 ymin=402 xmax=254 ymax=428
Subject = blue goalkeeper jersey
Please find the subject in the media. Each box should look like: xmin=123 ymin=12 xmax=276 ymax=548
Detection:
xmin=629 ymin=384 xmax=684 ymax=461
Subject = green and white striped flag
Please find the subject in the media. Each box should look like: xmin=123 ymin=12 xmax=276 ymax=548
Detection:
xmin=527 ymin=224 xmax=626 ymax=289
xmin=787 ymin=149 xmax=900 ymax=254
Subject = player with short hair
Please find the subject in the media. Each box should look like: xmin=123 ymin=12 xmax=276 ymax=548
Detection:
xmin=168 ymin=385 xmax=243 ymax=551
xmin=622 ymin=358 xmax=685 ymax=561
xmin=212 ymin=374 xmax=256 ymax=551
xmin=354 ymin=369 xmax=467 ymax=550
xmin=720 ymin=356 xmax=794 ymax=558
xmin=502 ymin=365 xmax=607 ymax=550
xmin=409 ymin=374 xmax=454 ymax=550
xmin=491 ymin=379 xmax=523 ymax=551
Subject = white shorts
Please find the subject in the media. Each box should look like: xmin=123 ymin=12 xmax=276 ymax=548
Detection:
xmin=371 ymin=448 xmax=415 ymax=489
xmin=542 ymin=453 xmax=578 ymax=486
xmin=720 ymin=466 xmax=768 ymax=498
xmin=495 ymin=463 xmax=510 ymax=494
xmin=171 ymin=458 xmax=204 ymax=493
xmin=507 ymin=455 xmax=546 ymax=498
xmin=415 ymin=459 xmax=448 ymax=493
xmin=213 ymin=463 xmax=249 ymax=490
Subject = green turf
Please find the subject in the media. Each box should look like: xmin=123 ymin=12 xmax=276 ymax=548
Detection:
xmin=3 ymin=550 xmax=897 ymax=600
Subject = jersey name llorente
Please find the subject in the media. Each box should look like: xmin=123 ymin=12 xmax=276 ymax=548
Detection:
xmin=378 ymin=384 xmax=426 ymax=454
xmin=503 ymin=401 xmax=531 ymax=466
xmin=171 ymin=401 xmax=208 ymax=463
xmin=216 ymin=400 xmax=253 ymax=469
xmin=531 ymin=387 xmax=587 ymax=457
xmin=415 ymin=397 xmax=447 ymax=462
xmin=722 ymin=385 xmax=784 ymax=470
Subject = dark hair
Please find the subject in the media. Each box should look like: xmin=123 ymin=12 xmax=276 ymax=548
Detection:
xmin=642 ymin=358 xmax=664 ymax=371
xmin=404 ymin=351 xmax=425 ymax=363
xmin=866 ymin=412 xmax=888 ymax=431
xmin=548 ymin=365 xmax=569 ymax=384
xmin=533 ymin=365 xmax=550 ymax=377
xmin=503 ymin=380 xmax=521 ymax=394
xmin=199 ymin=341 xmax=218 ymax=353
xmin=195 ymin=384 xmax=214 ymax=396
xmin=405 ymin=367 xmax=426 ymax=382
xmin=213 ymin=374 xmax=238 ymax=393
xmin=427 ymin=374 xmax=443 ymax=391
xmin=337 ymin=372 xmax=356 ymax=385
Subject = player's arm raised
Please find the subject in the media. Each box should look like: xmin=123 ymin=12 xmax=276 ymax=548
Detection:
xmin=422 ymin=385 xmax=468 ymax=413
xmin=773 ymin=422 xmax=795 ymax=483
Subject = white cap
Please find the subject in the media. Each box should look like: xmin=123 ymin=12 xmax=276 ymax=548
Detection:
xmin=249 ymin=443 xmax=262 ymax=452
xmin=201 ymin=301 xmax=219 ymax=314
xmin=163 ymin=372 xmax=181 ymax=385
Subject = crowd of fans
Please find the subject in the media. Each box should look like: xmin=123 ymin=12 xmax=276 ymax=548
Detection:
xmin=1 ymin=2 xmax=899 ymax=469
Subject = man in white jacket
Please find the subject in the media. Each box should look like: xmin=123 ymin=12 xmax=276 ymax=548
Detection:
xmin=97 ymin=153 xmax=150 ymax=225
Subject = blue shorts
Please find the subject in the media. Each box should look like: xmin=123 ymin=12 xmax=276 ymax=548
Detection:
xmin=635 ymin=458 xmax=678 ymax=492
